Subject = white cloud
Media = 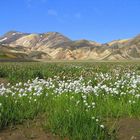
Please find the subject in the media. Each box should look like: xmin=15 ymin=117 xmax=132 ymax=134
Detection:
xmin=74 ymin=13 xmax=82 ymax=19
xmin=26 ymin=0 xmax=47 ymax=8
xmin=26 ymin=0 xmax=32 ymax=8
xmin=93 ymin=8 xmax=102 ymax=15
xmin=47 ymin=9 xmax=58 ymax=16
xmin=40 ymin=0 xmax=47 ymax=3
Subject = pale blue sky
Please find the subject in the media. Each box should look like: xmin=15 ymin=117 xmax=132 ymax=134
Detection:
xmin=0 ymin=0 xmax=140 ymax=43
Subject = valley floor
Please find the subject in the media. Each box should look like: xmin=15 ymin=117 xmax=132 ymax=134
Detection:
xmin=0 ymin=62 xmax=140 ymax=140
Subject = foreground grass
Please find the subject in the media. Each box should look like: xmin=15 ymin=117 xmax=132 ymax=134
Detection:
xmin=0 ymin=62 xmax=140 ymax=139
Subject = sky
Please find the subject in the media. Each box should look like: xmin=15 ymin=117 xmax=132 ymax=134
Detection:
xmin=0 ymin=0 xmax=140 ymax=43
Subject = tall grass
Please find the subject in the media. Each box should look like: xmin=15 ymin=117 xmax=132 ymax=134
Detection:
xmin=0 ymin=62 xmax=140 ymax=139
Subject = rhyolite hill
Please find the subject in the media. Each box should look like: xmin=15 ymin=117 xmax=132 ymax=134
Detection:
xmin=0 ymin=31 xmax=140 ymax=60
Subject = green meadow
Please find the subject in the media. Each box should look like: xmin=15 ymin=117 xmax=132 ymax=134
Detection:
xmin=0 ymin=61 xmax=140 ymax=140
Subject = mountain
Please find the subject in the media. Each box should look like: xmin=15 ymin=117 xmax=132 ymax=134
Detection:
xmin=0 ymin=31 xmax=140 ymax=60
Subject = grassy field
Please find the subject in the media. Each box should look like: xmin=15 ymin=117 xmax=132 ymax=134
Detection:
xmin=0 ymin=61 xmax=140 ymax=140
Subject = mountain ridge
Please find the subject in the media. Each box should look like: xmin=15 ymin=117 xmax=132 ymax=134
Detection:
xmin=0 ymin=31 xmax=140 ymax=60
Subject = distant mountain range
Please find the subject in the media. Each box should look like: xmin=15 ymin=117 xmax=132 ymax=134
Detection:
xmin=0 ymin=31 xmax=140 ymax=60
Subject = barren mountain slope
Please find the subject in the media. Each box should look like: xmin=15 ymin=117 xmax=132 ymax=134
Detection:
xmin=1 ymin=31 xmax=140 ymax=60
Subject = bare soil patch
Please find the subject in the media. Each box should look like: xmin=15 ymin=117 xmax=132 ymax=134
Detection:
xmin=0 ymin=119 xmax=64 ymax=140
xmin=0 ymin=116 xmax=139 ymax=140
xmin=117 ymin=118 xmax=140 ymax=140
xmin=0 ymin=78 xmax=8 ymax=84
